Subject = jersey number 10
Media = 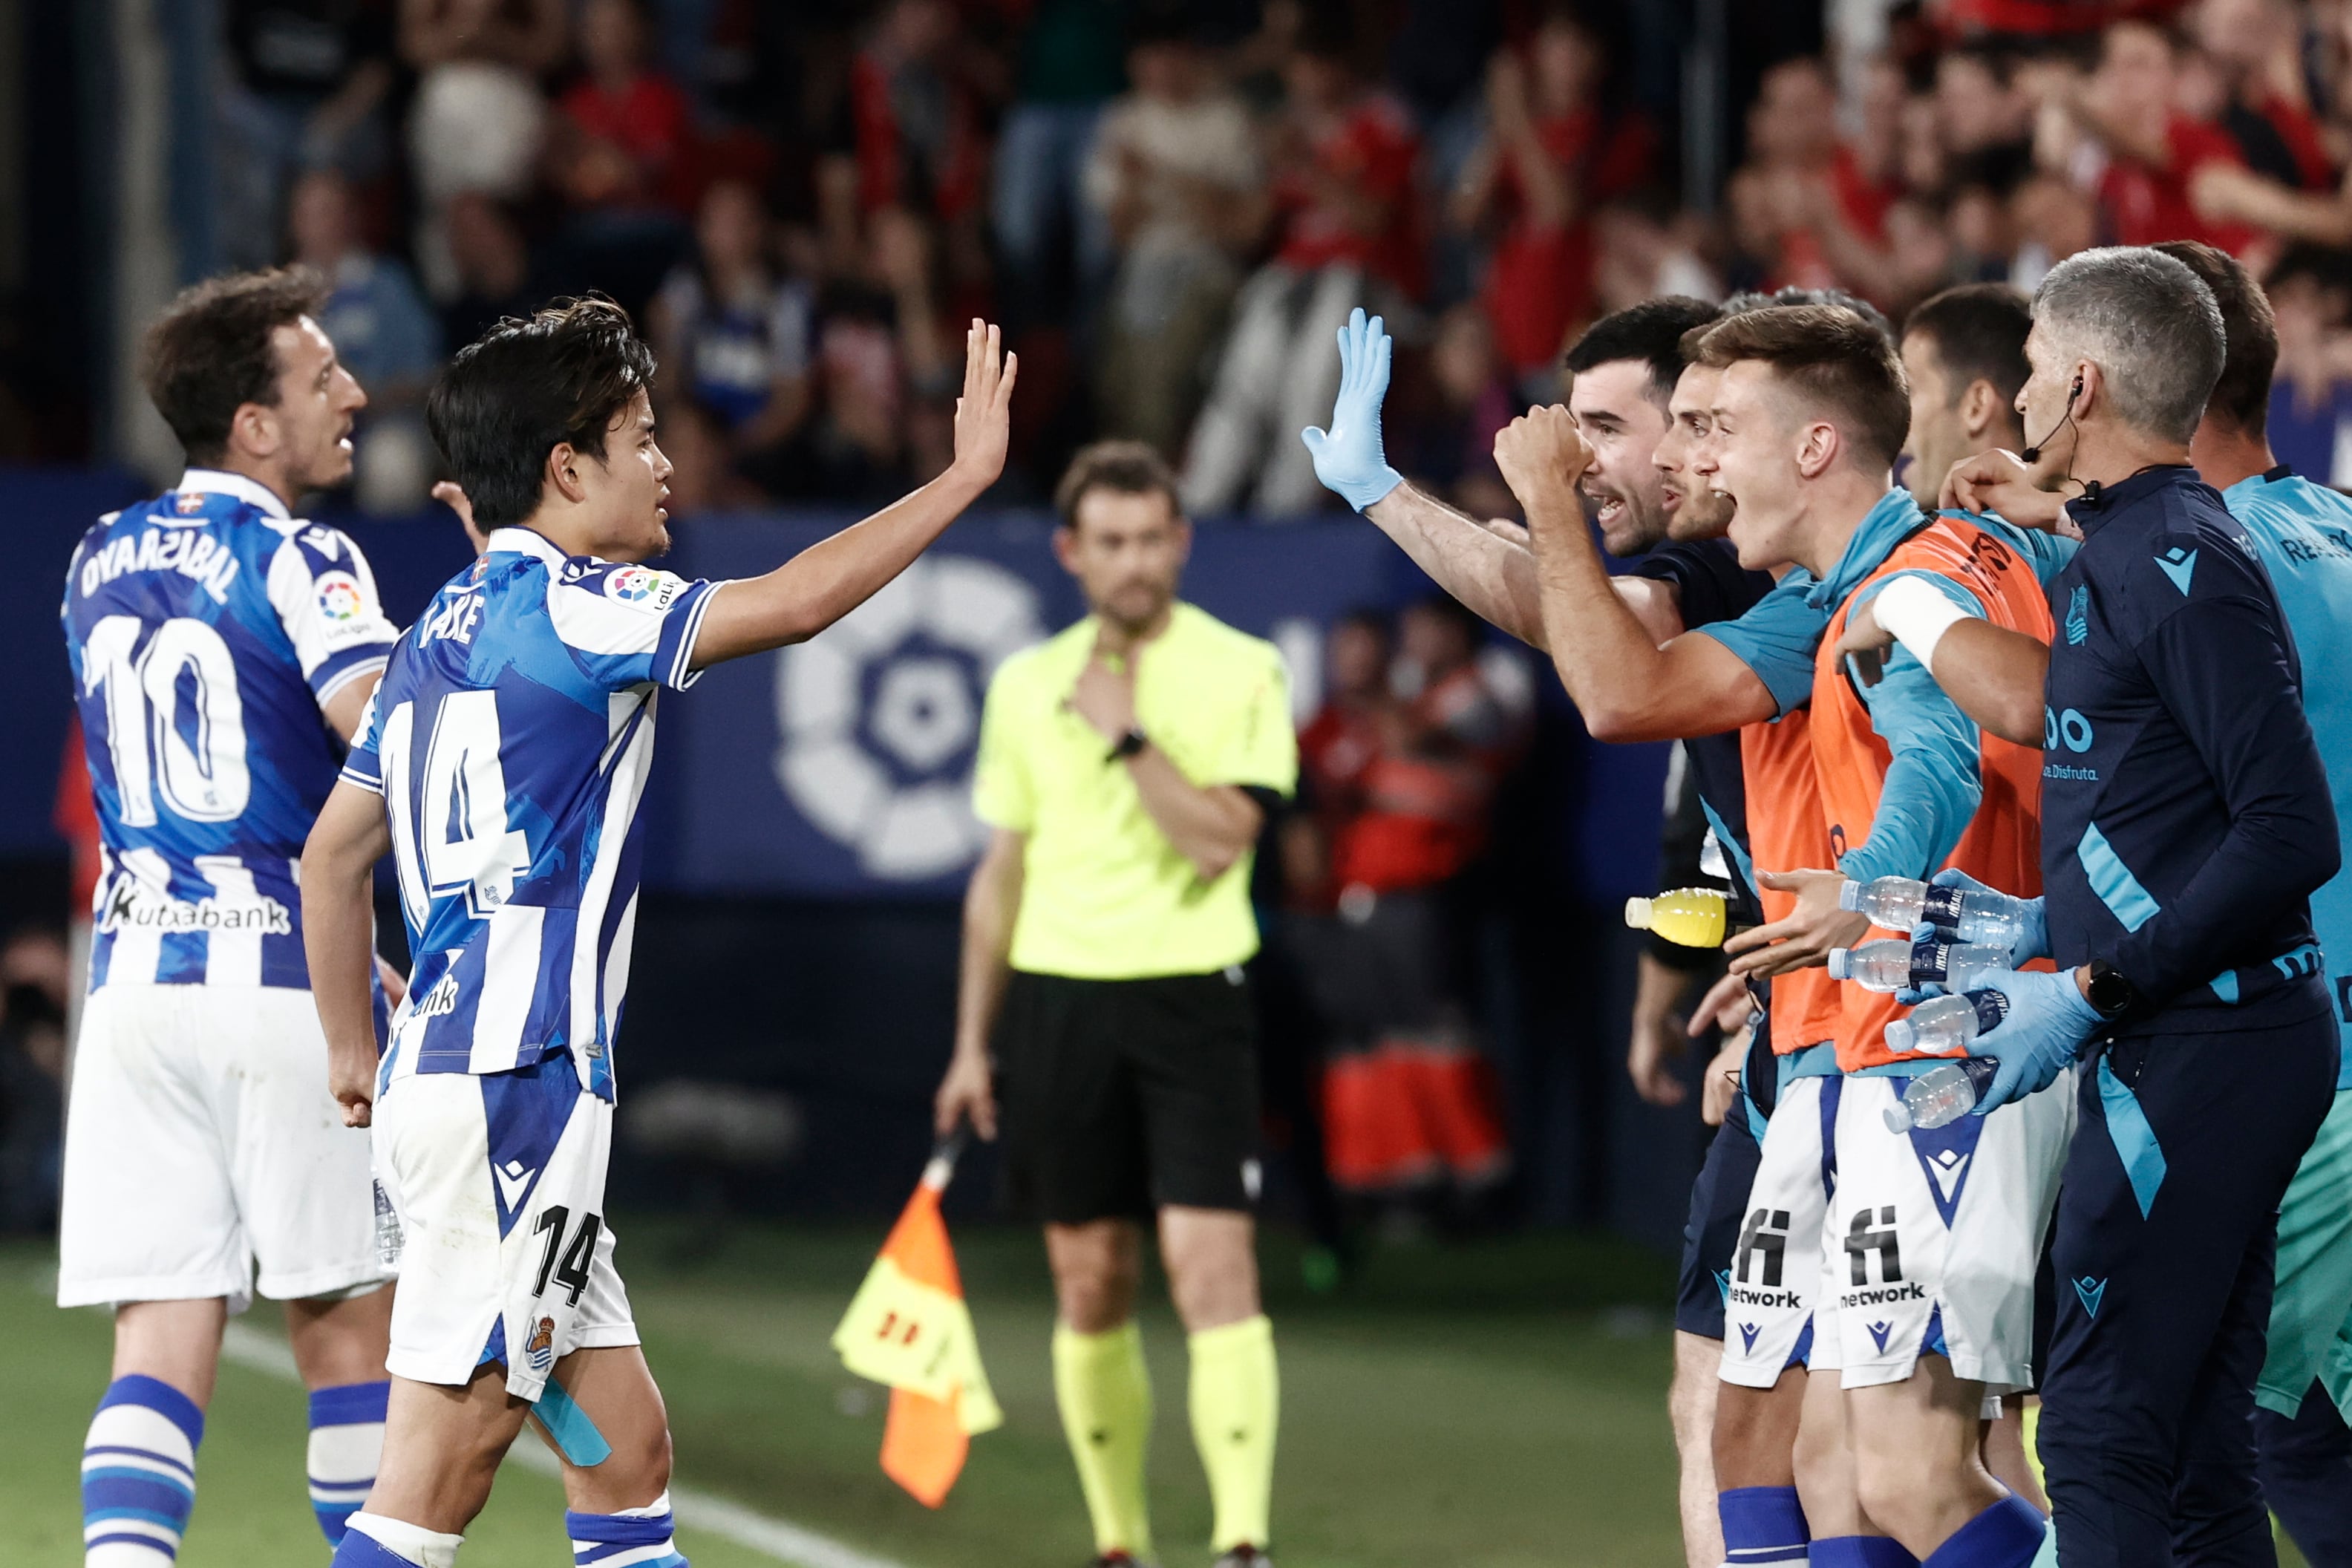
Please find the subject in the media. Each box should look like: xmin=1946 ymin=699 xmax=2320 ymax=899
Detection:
xmin=82 ymin=615 xmax=252 ymax=825
xmin=377 ymin=691 xmax=535 ymax=924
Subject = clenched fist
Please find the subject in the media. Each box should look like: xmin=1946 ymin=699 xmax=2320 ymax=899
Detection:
xmin=1492 ymin=405 xmax=1595 ymax=515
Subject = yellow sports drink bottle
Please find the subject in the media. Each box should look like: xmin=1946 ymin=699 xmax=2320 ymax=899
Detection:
xmin=1624 ymin=887 xmax=1728 ymax=948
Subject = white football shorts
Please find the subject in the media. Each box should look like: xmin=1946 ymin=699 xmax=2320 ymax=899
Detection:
xmin=372 ymin=1055 xmax=636 ymax=1402
xmin=1820 ymin=1068 xmax=2075 ymax=1396
xmin=1718 ymin=1072 xmax=1840 ymax=1388
xmin=58 ymin=983 xmax=390 ymax=1312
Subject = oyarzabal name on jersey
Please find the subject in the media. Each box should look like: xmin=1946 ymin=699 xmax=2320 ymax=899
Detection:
xmin=99 ymin=880 xmax=292 ymax=936
xmin=79 ymin=525 xmax=243 ymax=605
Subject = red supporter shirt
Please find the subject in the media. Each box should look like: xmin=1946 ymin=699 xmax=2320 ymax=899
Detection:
xmin=1331 ymin=666 xmax=1514 ymax=893
xmin=561 ymin=73 xmax=694 ymax=210
xmin=1480 ymin=108 xmax=1656 ymax=372
xmin=1275 ymin=96 xmax=1425 ymax=298
xmin=2099 ymin=113 xmax=2251 ymax=249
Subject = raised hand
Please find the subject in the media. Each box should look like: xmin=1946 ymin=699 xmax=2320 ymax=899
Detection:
xmin=950 ymin=318 xmax=1019 ymax=491
xmin=1301 ymin=307 xmax=1405 ymax=512
xmin=1491 ymin=404 xmax=1595 ymax=520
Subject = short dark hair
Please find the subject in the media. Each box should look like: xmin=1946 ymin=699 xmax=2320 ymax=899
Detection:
xmin=1693 ymin=304 xmax=1912 ymax=470
xmin=2154 ymin=240 xmax=2277 ymax=437
xmin=427 ymin=297 xmax=657 ymax=532
xmin=1903 ymin=283 xmax=2033 ymax=416
xmin=1054 ymin=440 xmax=1183 ymax=529
xmin=1564 ymin=296 xmax=1722 ymax=402
xmin=141 ymin=267 xmax=328 ymax=466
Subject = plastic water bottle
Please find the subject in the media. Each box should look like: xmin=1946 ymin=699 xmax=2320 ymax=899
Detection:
xmin=373 ymin=1179 xmax=404 ymax=1273
xmin=1884 ymin=1056 xmax=2003 ymax=1132
xmin=1839 ymin=876 xmax=2034 ymax=949
xmin=1883 ymin=987 xmax=2012 ymax=1056
xmin=1828 ymin=938 xmax=2009 ymax=994
xmin=1625 ymin=887 xmax=1727 ymax=948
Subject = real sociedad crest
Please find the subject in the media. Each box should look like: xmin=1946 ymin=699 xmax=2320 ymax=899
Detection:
xmin=771 ymin=555 xmax=1045 ymax=881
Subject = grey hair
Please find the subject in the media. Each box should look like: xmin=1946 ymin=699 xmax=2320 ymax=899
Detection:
xmin=2030 ymin=246 xmax=2224 ymax=445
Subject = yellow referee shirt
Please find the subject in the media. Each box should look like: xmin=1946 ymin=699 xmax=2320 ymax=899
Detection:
xmin=973 ymin=601 xmax=1298 ymax=980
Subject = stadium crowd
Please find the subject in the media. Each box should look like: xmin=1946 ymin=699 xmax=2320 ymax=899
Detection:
xmin=158 ymin=0 xmax=2352 ymax=518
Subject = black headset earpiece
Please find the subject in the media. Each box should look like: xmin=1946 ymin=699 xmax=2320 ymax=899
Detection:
xmin=2022 ymin=376 xmax=2087 ymax=465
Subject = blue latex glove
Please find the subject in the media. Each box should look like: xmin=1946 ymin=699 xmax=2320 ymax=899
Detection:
xmin=1966 ymin=966 xmax=2100 ymax=1115
xmin=1301 ymin=307 xmax=1404 ymax=512
xmin=1927 ymin=867 xmax=2049 ymax=962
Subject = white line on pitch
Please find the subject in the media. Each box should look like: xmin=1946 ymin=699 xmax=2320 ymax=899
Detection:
xmin=219 ymin=1321 xmax=914 ymax=1568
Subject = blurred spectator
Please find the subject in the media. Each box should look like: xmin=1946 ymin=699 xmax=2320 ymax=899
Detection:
xmin=291 ymin=170 xmax=442 ymax=404
xmin=2196 ymin=0 xmax=2332 ymax=192
xmin=401 ymin=0 xmax=569 ymax=295
xmin=992 ymin=0 xmax=1131 ymax=326
xmin=1282 ymin=609 xmax=1394 ymax=915
xmin=2009 ymin=170 xmax=2099 ymax=291
xmin=553 ymin=0 xmax=698 ymax=217
xmin=1732 ymin=56 xmax=1898 ymax=300
xmin=648 ymin=179 xmax=817 ymax=493
xmin=437 ymin=192 xmax=543 ymax=349
xmin=2266 ymin=244 xmax=2352 ymax=483
xmin=1451 ymin=8 xmax=1656 ymax=392
xmin=1591 ymin=187 xmax=1719 ymax=315
xmin=1183 ymin=10 xmax=1422 ymax=517
xmin=1292 ymin=596 xmax=1518 ymax=1209
xmin=1085 ymin=14 xmax=1267 ymax=458
xmin=1389 ymin=303 xmax=1517 ymax=523
xmin=844 ymin=1 xmax=989 ymax=235
xmin=287 ymin=169 xmax=442 ymax=510
xmin=218 ymin=0 xmax=399 ymax=270
xmin=2034 ymin=21 xmax=2250 ymax=250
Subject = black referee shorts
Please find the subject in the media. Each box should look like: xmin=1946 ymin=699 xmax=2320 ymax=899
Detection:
xmin=995 ymin=967 xmax=1261 ymax=1225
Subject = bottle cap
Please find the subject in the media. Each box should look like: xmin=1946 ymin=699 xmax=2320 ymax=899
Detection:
xmin=1826 ymin=948 xmax=1852 ymax=981
xmin=1837 ymin=879 xmax=1865 ymax=913
xmin=1624 ymin=897 xmax=1653 ymax=931
xmin=1884 ymin=1019 xmax=1918 ymax=1054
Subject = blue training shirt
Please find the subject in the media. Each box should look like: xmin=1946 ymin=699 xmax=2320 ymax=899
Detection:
xmin=62 ymin=468 xmax=399 ymax=990
xmin=2224 ymin=466 xmax=2352 ymax=1077
xmin=2043 ymin=465 xmax=2335 ymax=1028
xmin=343 ymin=526 xmax=721 ymax=1101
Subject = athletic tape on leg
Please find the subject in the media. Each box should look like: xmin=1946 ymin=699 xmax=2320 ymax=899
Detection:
xmin=533 ymin=1377 xmax=612 ymax=1467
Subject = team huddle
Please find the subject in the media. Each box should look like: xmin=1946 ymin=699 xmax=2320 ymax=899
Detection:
xmin=46 ymin=236 xmax=2352 ymax=1567
xmin=1301 ymin=242 xmax=2352 ymax=1568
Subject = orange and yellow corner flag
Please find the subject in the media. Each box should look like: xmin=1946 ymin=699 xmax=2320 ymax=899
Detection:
xmin=832 ymin=1139 xmax=1001 ymax=1507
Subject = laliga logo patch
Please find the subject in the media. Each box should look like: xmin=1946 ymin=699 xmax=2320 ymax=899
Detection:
xmin=607 ymin=565 xmax=659 ymax=604
xmin=774 ymin=555 xmax=1045 ymax=881
xmin=316 ymin=571 xmax=363 ymax=622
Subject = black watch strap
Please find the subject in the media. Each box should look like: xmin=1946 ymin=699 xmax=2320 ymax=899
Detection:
xmin=1107 ymin=726 xmax=1149 ymax=762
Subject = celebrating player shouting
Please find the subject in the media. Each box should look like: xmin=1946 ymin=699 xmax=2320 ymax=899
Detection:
xmin=300 ymin=301 xmax=1015 ymax=1568
xmin=59 ymin=268 xmax=402 ymax=1563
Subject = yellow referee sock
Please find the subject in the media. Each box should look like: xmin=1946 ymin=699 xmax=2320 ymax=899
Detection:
xmin=1188 ymin=1314 xmax=1278 ymax=1553
xmin=1053 ymin=1322 xmax=1154 ymax=1558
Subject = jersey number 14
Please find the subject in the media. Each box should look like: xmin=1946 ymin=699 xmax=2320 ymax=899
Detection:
xmin=378 ymin=691 xmax=534 ymax=923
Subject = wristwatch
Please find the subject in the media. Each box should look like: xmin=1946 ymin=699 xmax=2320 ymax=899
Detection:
xmin=2084 ymin=958 xmax=2138 ymax=1021
xmin=1107 ymin=726 xmax=1149 ymax=762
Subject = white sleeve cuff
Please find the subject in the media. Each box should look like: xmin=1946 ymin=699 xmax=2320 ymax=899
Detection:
xmin=1872 ymin=573 xmax=1972 ymax=673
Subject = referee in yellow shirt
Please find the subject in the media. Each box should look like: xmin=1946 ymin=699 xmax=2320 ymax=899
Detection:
xmin=935 ymin=441 xmax=1296 ymax=1568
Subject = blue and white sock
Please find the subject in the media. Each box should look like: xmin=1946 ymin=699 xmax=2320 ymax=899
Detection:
xmin=82 ymin=1374 xmax=203 ymax=1567
xmin=1809 ymin=1537 xmax=1919 ymax=1567
xmin=566 ymin=1490 xmax=688 ymax=1568
xmin=1920 ymin=1494 xmax=2046 ymax=1568
xmin=307 ymin=1381 xmax=390 ymax=1543
xmin=1719 ymin=1484 xmax=1809 ymax=1564
xmin=333 ymin=1512 xmax=462 ymax=1568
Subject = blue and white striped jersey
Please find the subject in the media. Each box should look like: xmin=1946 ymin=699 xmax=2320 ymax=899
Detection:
xmin=342 ymin=526 xmax=719 ymax=1100
xmin=62 ymin=469 xmax=398 ymax=990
